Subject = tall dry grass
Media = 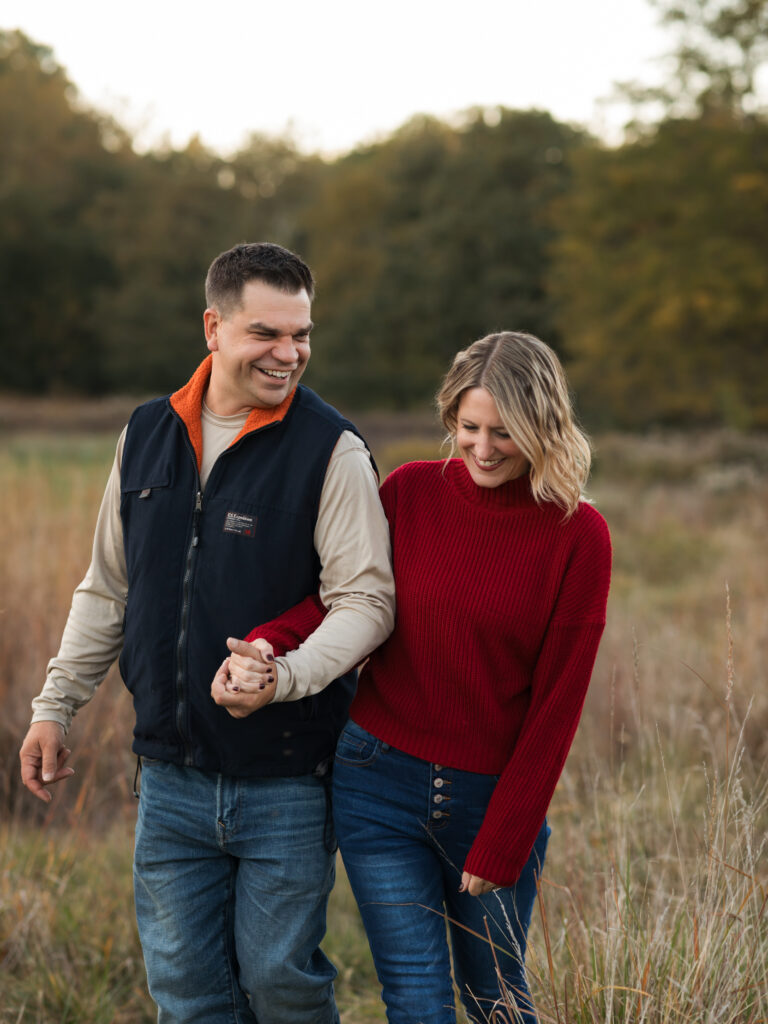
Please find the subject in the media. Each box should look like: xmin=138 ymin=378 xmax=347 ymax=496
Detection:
xmin=1 ymin=420 xmax=767 ymax=1022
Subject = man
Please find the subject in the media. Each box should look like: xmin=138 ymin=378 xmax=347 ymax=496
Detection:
xmin=19 ymin=242 xmax=395 ymax=1024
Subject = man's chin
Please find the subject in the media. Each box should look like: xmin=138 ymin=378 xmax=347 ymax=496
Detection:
xmin=249 ymin=385 xmax=291 ymax=410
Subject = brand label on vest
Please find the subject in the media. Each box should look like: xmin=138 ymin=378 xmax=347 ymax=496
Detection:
xmin=223 ymin=511 xmax=257 ymax=537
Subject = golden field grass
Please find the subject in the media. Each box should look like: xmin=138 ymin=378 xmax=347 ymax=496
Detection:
xmin=1 ymin=406 xmax=766 ymax=1023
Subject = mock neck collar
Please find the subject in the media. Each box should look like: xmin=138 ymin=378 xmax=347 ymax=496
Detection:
xmin=444 ymin=458 xmax=538 ymax=510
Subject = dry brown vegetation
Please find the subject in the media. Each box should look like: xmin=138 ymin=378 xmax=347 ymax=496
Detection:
xmin=1 ymin=408 xmax=766 ymax=1022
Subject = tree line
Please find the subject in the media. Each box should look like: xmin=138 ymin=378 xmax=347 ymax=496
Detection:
xmin=1 ymin=0 xmax=766 ymax=429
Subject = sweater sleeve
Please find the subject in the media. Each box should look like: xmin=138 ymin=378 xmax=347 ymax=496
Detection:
xmin=245 ymin=594 xmax=327 ymax=656
xmin=242 ymin=464 xmax=401 ymax=660
xmin=463 ymin=508 xmax=612 ymax=886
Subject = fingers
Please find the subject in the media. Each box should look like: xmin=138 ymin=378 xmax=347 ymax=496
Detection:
xmin=226 ymin=637 xmax=275 ymax=664
xmin=210 ymin=638 xmax=278 ymax=714
xmin=460 ymin=871 xmax=501 ymax=897
xmin=20 ymin=750 xmax=52 ymax=802
xmin=211 ymin=677 xmax=277 ymax=719
xmin=43 ymin=740 xmax=66 ymax=783
xmin=212 ymin=657 xmax=232 ymax=689
xmin=211 ymin=671 xmax=230 ymax=703
xmin=19 ymin=723 xmax=74 ymax=803
xmin=225 ymin=639 xmax=276 ymax=693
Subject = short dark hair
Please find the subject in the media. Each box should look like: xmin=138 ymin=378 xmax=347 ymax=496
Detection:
xmin=205 ymin=242 xmax=315 ymax=314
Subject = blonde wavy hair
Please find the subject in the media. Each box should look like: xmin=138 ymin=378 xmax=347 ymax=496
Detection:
xmin=436 ymin=331 xmax=592 ymax=516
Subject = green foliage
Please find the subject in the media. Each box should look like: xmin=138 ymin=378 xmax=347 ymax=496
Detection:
xmin=650 ymin=0 xmax=768 ymax=115
xmin=0 ymin=28 xmax=580 ymax=408
xmin=0 ymin=30 xmax=322 ymax=397
xmin=551 ymin=0 xmax=768 ymax=429
xmin=551 ymin=113 xmax=768 ymax=428
xmin=303 ymin=110 xmax=582 ymax=408
xmin=1 ymin=14 xmax=767 ymax=429
xmin=0 ymin=31 xmax=120 ymax=393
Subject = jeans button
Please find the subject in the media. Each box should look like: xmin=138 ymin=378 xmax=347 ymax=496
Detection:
xmin=433 ymin=764 xmax=443 ymax=771
xmin=433 ymin=794 xmax=443 ymax=804
xmin=434 ymin=778 xmax=444 ymax=788
xmin=432 ymin=810 xmax=443 ymax=819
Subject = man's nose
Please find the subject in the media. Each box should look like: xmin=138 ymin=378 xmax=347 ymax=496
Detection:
xmin=272 ymin=335 xmax=298 ymax=362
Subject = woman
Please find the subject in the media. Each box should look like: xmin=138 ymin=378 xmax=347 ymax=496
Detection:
xmin=215 ymin=332 xmax=612 ymax=1024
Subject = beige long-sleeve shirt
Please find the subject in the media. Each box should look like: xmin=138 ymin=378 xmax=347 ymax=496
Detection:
xmin=32 ymin=408 xmax=395 ymax=732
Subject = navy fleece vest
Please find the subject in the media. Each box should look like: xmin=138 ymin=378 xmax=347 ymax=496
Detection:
xmin=119 ymin=385 xmax=365 ymax=776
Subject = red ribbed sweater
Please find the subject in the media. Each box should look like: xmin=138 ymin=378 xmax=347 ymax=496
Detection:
xmin=250 ymin=459 xmax=611 ymax=886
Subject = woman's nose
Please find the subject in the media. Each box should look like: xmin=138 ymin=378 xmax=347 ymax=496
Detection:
xmin=474 ymin=432 xmax=494 ymax=457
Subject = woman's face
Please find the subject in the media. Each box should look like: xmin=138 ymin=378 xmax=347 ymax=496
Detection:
xmin=455 ymin=387 xmax=529 ymax=488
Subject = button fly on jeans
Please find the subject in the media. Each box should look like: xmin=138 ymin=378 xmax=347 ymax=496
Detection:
xmin=434 ymin=778 xmax=444 ymax=788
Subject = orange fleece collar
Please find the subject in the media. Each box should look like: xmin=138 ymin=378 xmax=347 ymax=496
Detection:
xmin=169 ymin=355 xmax=296 ymax=472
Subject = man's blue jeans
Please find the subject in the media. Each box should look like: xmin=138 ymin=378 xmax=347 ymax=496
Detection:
xmin=333 ymin=720 xmax=549 ymax=1024
xmin=133 ymin=759 xmax=339 ymax=1024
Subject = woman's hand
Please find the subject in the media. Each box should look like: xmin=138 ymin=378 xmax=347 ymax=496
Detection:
xmin=460 ymin=871 xmax=502 ymax=897
xmin=210 ymin=637 xmax=277 ymax=718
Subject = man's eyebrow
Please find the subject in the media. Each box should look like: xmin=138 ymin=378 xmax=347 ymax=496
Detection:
xmin=246 ymin=321 xmax=314 ymax=334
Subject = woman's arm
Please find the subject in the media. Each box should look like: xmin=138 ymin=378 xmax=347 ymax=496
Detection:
xmin=244 ymin=594 xmax=328 ymax=654
xmin=464 ymin=510 xmax=612 ymax=887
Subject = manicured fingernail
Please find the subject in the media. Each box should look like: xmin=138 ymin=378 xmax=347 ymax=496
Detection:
xmin=266 ymin=654 xmax=275 ymax=662
xmin=267 ymin=675 xmax=274 ymax=683
xmin=231 ymin=686 xmax=240 ymax=693
xmin=258 ymin=683 xmax=266 ymax=691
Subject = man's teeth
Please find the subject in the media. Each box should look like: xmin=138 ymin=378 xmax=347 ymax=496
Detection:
xmin=261 ymin=369 xmax=290 ymax=378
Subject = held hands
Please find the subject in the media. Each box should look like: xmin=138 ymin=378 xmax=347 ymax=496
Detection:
xmin=19 ymin=721 xmax=75 ymax=803
xmin=460 ymin=871 xmax=503 ymax=897
xmin=210 ymin=637 xmax=277 ymax=719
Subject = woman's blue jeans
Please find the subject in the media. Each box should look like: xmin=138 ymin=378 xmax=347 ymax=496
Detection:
xmin=133 ymin=759 xmax=339 ymax=1024
xmin=333 ymin=720 xmax=549 ymax=1024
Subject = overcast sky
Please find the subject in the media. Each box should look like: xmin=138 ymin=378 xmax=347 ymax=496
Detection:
xmin=4 ymin=0 xmax=675 ymax=155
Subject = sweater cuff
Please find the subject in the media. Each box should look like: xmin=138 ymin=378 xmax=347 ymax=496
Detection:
xmin=463 ymin=839 xmax=529 ymax=889
xmin=244 ymin=594 xmax=327 ymax=657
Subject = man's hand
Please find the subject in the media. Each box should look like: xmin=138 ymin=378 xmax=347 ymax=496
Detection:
xmin=210 ymin=637 xmax=277 ymax=718
xmin=19 ymin=722 xmax=75 ymax=803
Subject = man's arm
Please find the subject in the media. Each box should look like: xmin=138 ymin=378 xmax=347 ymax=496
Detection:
xmin=272 ymin=431 xmax=395 ymax=700
xmin=20 ymin=432 xmax=128 ymax=800
xmin=212 ymin=431 xmax=394 ymax=717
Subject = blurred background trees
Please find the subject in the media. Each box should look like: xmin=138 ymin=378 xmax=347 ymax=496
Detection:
xmin=552 ymin=0 xmax=768 ymax=428
xmin=1 ymin=0 xmax=766 ymax=428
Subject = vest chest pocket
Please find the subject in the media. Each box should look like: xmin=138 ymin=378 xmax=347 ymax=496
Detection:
xmin=120 ymin=472 xmax=179 ymax=573
xmin=121 ymin=474 xmax=174 ymax=528
xmin=122 ymin=469 xmax=173 ymax=498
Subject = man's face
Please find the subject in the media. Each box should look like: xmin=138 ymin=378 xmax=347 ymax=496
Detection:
xmin=204 ymin=279 xmax=312 ymax=413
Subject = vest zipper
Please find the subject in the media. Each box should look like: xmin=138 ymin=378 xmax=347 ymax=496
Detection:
xmin=175 ymin=488 xmax=202 ymax=765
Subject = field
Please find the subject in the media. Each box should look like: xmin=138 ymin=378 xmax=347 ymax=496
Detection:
xmin=1 ymin=400 xmax=767 ymax=1023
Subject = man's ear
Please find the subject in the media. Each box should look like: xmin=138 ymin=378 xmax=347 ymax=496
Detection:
xmin=203 ymin=307 xmax=220 ymax=352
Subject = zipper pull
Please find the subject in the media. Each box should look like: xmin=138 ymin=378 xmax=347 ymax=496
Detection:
xmin=192 ymin=491 xmax=202 ymax=547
